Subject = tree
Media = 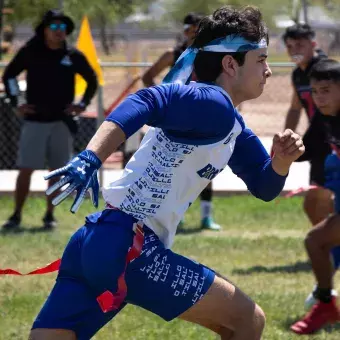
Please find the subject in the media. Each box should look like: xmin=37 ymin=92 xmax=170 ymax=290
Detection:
xmin=5 ymin=0 xmax=55 ymax=25
xmin=314 ymin=0 xmax=340 ymax=19
xmin=4 ymin=0 xmax=153 ymax=55
xmin=164 ymin=0 xmax=301 ymax=31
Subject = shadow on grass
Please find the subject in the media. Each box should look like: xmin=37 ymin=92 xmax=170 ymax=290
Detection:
xmin=0 ymin=225 xmax=55 ymax=235
xmin=232 ymin=261 xmax=311 ymax=275
xmin=176 ymin=226 xmax=203 ymax=235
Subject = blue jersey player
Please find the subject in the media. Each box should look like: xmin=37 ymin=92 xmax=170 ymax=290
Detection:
xmin=30 ymin=6 xmax=305 ymax=340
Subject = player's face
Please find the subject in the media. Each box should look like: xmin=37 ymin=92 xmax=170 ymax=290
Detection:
xmin=285 ymin=37 xmax=315 ymax=66
xmin=237 ymin=48 xmax=272 ymax=100
xmin=311 ymin=79 xmax=340 ymax=116
xmin=44 ymin=20 xmax=67 ymax=45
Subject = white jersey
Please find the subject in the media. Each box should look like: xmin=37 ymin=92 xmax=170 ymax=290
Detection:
xmin=103 ymin=122 xmax=242 ymax=248
xmin=103 ymin=82 xmax=285 ymax=248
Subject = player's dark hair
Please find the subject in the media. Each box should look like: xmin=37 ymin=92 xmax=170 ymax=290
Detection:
xmin=283 ymin=23 xmax=315 ymax=43
xmin=191 ymin=6 xmax=269 ymax=82
xmin=183 ymin=12 xmax=203 ymax=26
xmin=310 ymin=59 xmax=340 ymax=83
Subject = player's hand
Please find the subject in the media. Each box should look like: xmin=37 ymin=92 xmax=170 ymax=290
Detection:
xmin=272 ymin=129 xmax=305 ymax=163
xmin=44 ymin=150 xmax=102 ymax=213
xmin=14 ymin=104 xmax=35 ymax=117
xmin=271 ymin=129 xmax=305 ymax=175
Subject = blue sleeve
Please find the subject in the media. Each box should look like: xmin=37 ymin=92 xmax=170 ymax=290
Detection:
xmin=105 ymin=86 xmax=167 ymax=139
xmin=228 ymin=128 xmax=287 ymax=201
xmin=106 ymin=83 xmax=236 ymax=144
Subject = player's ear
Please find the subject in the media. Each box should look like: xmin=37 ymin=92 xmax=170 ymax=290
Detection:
xmin=221 ymin=55 xmax=238 ymax=77
xmin=311 ymin=41 xmax=317 ymax=48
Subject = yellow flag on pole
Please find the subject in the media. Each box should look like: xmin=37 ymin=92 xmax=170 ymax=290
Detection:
xmin=75 ymin=16 xmax=104 ymax=96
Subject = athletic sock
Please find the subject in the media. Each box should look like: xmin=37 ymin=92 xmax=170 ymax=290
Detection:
xmin=313 ymin=286 xmax=332 ymax=303
xmin=200 ymin=200 xmax=212 ymax=219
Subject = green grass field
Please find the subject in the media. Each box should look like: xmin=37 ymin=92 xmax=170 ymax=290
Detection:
xmin=0 ymin=195 xmax=339 ymax=339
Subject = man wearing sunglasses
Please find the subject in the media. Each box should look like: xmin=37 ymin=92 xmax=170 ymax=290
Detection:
xmin=2 ymin=9 xmax=98 ymax=230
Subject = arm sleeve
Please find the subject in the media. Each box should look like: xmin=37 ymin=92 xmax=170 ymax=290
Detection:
xmin=228 ymin=128 xmax=287 ymax=201
xmin=105 ymin=86 xmax=166 ymax=139
xmin=73 ymin=51 xmax=98 ymax=106
xmin=105 ymin=84 xmax=236 ymax=143
xmin=2 ymin=47 xmax=27 ymax=107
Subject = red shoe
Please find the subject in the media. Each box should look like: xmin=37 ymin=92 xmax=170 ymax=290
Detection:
xmin=291 ymin=297 xmax=340 ymax=334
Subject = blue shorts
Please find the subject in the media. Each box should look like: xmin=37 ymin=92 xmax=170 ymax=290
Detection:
xmin=32 ymin=209 xmax=215 ymax=339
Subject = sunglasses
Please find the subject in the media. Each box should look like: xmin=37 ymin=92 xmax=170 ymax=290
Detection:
xmin=48 ymin=23 xmax=67 ymax=32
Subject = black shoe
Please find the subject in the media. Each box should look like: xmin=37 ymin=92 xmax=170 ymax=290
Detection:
xmin=3 ymin=213 xmax=21 ymax=230
xmin=42 ymin=212 xmax=57 ymax=229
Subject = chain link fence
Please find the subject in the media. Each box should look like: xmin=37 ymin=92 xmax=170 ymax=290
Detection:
xmin=0 ymin=95 xmax=21 ymax=169
xmin=0 ymin=62 xmax=308 ymax=171
xmin=0 ymin=90 xmax=99 ymax=170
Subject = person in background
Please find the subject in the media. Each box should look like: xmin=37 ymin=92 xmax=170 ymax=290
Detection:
xmin=142 ymin=12 xmax=221 ymax=231
xmin=29 ymin=7 xmax=304 ymax=339
xmin=2 ymin=9 xmax=98 ymax=230
xmin=282 ymin=23 xmax=333 ymax=226
xmin=291 ymin=59 xmax=340 ymax=335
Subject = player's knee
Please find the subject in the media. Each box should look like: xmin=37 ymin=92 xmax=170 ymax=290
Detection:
xmin=303 ymin=193 xmax=315 ymax=214
xmin=232 ymin=302 xmax=265 ymax=334
xmin=215 ymin=306 xmax=265 ymax=339
xmin=253 ymin=304 xmax=266 ymax=333
xmin=304 ymin=230 xmax=320 ymax=252
xmin=233 ymin=303 xmax=265 ymax=336
xmin=305 ymin=188 xmax=332 ymax=206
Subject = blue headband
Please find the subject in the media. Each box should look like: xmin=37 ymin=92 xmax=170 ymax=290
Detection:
xmin=163 ymin=35 xmax=267 ymax=84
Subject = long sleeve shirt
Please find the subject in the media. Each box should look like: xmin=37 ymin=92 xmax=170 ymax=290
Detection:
xmin=2 ymin=36 xmax=98 ymax=122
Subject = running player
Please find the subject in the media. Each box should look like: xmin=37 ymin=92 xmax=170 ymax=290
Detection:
xmin=142 ymin=13 xmax=221 ymax=230
xmin=30 ymin=6 xmax=304 ymax=340
xmin=291 ymin=59 xmax=340 ymax=334
xmin=283 ymin=23 xmax=333 ymax=225
xmin=283 ymin=23 xmax=339 ymax=309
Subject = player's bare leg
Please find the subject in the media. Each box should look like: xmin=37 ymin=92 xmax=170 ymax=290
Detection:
xmin=179 ymin=274 xmax=265 ymax=339
xmin=29 ymin=328 xmax=76 ymax=340
xmin=304 ymin=187 xmax=333 ymax=225
xmin=291 ymin=214 xmax=340 ymax=334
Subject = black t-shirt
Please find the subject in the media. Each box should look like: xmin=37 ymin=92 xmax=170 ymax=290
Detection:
xmin=292 ymin=52 xmax=327 ymax=121
xmin=292 ymin=51 xmax=331 ymax=162
xmin=2 ymin=36 xmax=98 ymax=122
xmin=322 ymin=115 xmax=340 ymax=153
